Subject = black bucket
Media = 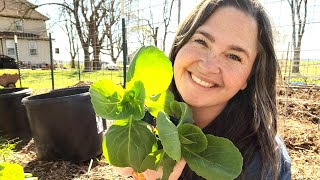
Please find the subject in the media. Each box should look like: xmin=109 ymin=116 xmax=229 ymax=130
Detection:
xmin=0 ymin=88 xmax=32 ymax=144
xmin=22 ymin=86 xmax=103 ymax=162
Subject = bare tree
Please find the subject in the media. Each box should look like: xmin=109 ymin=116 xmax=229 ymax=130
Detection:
xmin=102 ymin=0 xmax=122 ymax=64
xmin=130 ymin=23 xmax=153 ymax=46
xmin=128 ymin=0 xmax=175 ymax=51
xmin=143 ymin=3 xmax=159 ymax=47
xmin=287 ymin=0 xmax=308 ymax=73
xmin=64 ymin=10 xmax=77 ymax=69
xmin=162 ymin=0 xmax=175 ymax=52
xmin=72 ymin=0 xmax=111 ymax=71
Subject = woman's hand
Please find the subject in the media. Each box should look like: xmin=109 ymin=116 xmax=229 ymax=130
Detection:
xmin=113 ymin=159 xmax=186 ymax=180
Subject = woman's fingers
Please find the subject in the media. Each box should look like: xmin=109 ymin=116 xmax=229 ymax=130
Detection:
xmin=143 ymin=167 xmax=163 ymax=180
xmin=168 ymin=159 xmax=186 ymax=180
xmin=113 ymin=166 xmax=134 ymax=177
xmin=113 ymin=158 xmax=187 ymax=180
xmin=143 ymin=159 xmax=187 ymax=180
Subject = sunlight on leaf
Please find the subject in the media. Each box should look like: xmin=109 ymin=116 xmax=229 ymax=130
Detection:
xmin=0 ymin=162 xmax=24 ymax=180
xmin=146 ymin=90 xmax=174 ymax=117
xmin=90 ymin=80 xmax=145 ymax=120
xmin=140 ymin=149 xmax=164 ymax=172
xmin=126 ymin=46 xmax=173 ymax=96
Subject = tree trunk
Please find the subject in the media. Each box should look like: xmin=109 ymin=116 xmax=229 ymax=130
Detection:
xmin=70 ymin=58 xmax=75 ymax=68
xmin=292 ymin=47 xmax=301 ymax=73
xmin=83 ymin=47 xmax=91 ymax=72
xmin=92 ymin=47 xmax=101 ymax=70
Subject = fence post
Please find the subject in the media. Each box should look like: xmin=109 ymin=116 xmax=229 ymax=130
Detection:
xmin=14 ymin=34 xmax=22 ymax=88
xmin=49 ymin=33 xmax=55 ymax=90
xmin=121 ymin=0 xmax=127 ymax=88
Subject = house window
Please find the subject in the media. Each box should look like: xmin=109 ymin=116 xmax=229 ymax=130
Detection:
xmin=55 ymin=48 xmax=60 ymax=54
xmin=16 ymin=21 xmax=23 ymax=31
xmin=6 ymin=40 xmax=15 ymax=56
xmin=29 ymin=41 xmax=38 ymax=56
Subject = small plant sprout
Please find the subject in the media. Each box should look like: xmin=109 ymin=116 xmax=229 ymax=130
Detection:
xmin=89 ymin=46 xmax=243 ymax=180
xmin=0 ymin=137 xmax=38 ymax=179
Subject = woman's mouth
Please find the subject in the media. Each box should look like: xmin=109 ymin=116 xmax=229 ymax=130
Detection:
xmin=191 ymin=73 xmax=215 ymax=88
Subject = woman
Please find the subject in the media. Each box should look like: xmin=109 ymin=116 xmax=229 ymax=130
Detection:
xmin=116 ymin=0 xmax=291 ymax=179
xmin=168 ymin=0 xmax=291 ymax=179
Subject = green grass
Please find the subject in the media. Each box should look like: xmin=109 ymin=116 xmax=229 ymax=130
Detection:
xmin=0 ymin=68 xmax=124 ymax=90
xmin=279 ymin=60 xmax=320 ymax=85
xmin=279 ymin=60 xmax=320 ymax=76
xmin=1 ymin=60 xmax=319 ymax=91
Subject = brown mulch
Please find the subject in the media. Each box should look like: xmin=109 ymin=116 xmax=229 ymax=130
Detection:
xmin=10 ymin=84 xmax=320 ymax=179
xmin=278 ymin=87 xmax=320 ymax=179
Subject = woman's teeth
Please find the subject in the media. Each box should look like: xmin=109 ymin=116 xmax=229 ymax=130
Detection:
xmin=191 ymin=74 xmax=214 ymax=88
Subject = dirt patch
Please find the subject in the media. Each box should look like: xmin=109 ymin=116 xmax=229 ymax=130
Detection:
xmin=278 ymin=87 xmax=320 ymax=179
xmin=10 ymin=85 xmax=320 ymax=179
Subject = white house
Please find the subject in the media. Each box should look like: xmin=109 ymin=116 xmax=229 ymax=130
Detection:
xmin=0 ymin=0 xmax=50 ymax=66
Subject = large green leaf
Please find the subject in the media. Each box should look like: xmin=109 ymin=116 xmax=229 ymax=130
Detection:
xmin=156 ymin=111 xmax=181 ymax=161
xmin=146 ymin=90 xmax=174 ymax=118
xmin=120 ymin=81 xmax=146 ymax=120
xmin=139 ymin=149 xmax=164 ymax=172
xmin=90 ymin=80 xmax=145 ymax=120
xmin=170 ymin=101 xmax=194 ymax=126
xmin=103 ymin=119 xmax=157 ymax=172
xmin=178 ymin=124 xmax=207 ymax=153
xmin=126 ymin=46 xmax=173 ymax=96
xmin=160 ymin=153 xmax=176 ymax=180
xmin=0 ymin=162 xmax=24 ymax=180
xmin=89 ymin=80 xmax=124 ymax=120
xmin=182 ymin=135 xmax=243 ymax=180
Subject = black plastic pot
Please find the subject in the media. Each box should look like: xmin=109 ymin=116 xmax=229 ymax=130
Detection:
xmin=22 ymin=86 xmax=103 ymax=162
xmin=0 ymin=88 xmax=32 ymax=143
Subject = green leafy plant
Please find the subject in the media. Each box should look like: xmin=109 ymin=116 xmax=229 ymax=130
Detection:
xmin=90 ymin=46 xmax=243 ymax=180
xmin=0 ymin=162 xmax=38 ymax=180
xmin=0 ymin=137 xmax=17 ymax=162
xmin=0 ymin=137 xmax=38 ymax=180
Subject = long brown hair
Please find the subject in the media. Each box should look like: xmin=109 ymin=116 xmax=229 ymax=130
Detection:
xmin=169 ymin=0 xmax=280 ymax=179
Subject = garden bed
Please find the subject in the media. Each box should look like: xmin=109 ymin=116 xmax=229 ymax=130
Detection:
xmin=9 ymin=85 xmax=320 ymax=179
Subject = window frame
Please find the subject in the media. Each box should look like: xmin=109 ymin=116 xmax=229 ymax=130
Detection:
xmin=29 ymin=41 xmax=38 ymax=56
xmin=15 ymin=20 xmax=23 ymax=31
xmin=6 ymin=40 xmax=15 ymax=56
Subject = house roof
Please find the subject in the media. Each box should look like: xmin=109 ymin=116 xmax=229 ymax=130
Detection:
xmin=0 ymin=0 xmax=49 ymax=21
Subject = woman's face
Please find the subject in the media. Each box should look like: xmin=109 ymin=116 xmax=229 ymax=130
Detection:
xmin=174 ymin=6 xmax=258 ymax=126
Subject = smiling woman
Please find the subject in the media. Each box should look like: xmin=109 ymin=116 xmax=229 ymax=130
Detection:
xmin=169 ymin=0 xmax=291 ymax=179
xmin=173 ymin=6 xmax=258 ymax=128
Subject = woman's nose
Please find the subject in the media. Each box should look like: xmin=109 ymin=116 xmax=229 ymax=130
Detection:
xmin=199 ymin=51 xmax=221 ymax=74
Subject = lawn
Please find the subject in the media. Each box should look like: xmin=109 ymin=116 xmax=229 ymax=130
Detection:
xmin=0 ymin=68 xmax=124 ymax=91
xmin=1 ymin=60 xmax=319 ymax=91
xmin=279 ymin=60 xmax=320 ymax=85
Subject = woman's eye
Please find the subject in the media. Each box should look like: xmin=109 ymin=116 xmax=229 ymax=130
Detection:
xmin=194 ymin=38 xmax=208 ymax=47
xmin=227 ymin=54 xmax=241 ymax=62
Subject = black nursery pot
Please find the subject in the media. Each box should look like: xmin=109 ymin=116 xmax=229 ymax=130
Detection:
xmin=22 ymin=86 xmax=104 ymax=163
xmin=0 ymin=88 xmax=32 ymax=143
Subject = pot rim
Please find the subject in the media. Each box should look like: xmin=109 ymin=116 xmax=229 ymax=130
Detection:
xmin=0 ymin=88 xmax=32 ymax=97
xmin=21 ymin=86 xmax=90 ymax=105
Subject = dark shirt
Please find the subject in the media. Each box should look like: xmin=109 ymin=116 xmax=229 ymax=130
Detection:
xmin=245 ymin=135 xmax=291 ymax=180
